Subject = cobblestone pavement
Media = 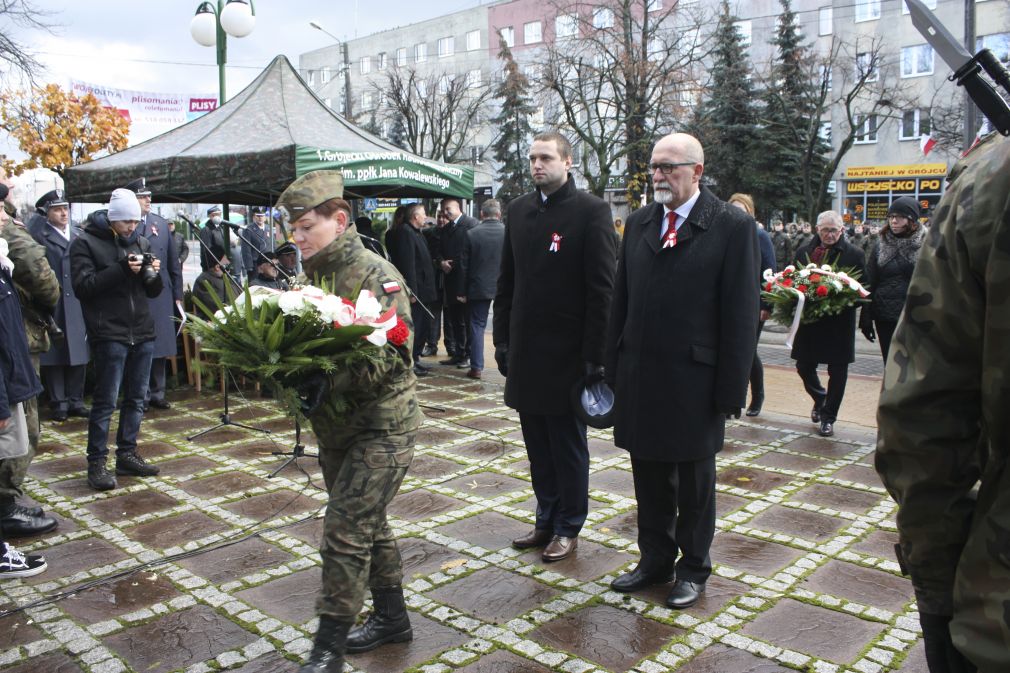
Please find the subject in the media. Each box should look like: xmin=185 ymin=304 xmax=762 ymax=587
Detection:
xmin=0 ymin=368 xmax=926 ymax=673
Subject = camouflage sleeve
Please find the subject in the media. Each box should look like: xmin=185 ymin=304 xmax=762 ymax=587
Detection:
xmin=875 ymin=133 xmax=1010 ymax=616
xmin=4 ymin=223 xmax=60 ymax=310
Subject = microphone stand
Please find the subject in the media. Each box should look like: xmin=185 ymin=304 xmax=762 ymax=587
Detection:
xmin=268 ymin=414 xmax=318 ymax=478
xmin=224 ymin=221 xmax=295 ymax=284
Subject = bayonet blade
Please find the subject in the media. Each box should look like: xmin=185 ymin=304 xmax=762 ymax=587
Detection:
xmin=905 ymin=0 xmax=972 ymax=73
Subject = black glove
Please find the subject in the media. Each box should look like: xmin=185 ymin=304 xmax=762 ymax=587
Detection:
xmin=861 ymin=324 xmax=876 ymax=342
xmin=919 ymin=613 xmax=976 ymax=673
xmin=720 ymin=406 xmax=742 ymax=420
xmin=494 ymin=344 xmax=508 ymax=376
xmin=584 ymin=361 xmax=605 ymax=379
xmin=295 ymin=373 xmax=330 ymax=415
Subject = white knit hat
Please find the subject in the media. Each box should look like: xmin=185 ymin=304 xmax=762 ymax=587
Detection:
xmin=108 ymin=188 xmax=141 ymax=222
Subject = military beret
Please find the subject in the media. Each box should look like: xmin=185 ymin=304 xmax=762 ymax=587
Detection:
xmin=276 ymin=241 xmax=297 ymax=256
xmin=35 ymin=189 xmax=68 ymax=211
xmin=277 ymin=170 xmax=344 ymax=221
xmin=124 ymin=177 xmax=152 ymax=196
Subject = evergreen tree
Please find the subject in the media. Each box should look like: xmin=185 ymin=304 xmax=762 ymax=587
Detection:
xmin=388 ymin=112 xmax=406 ymax=149
xmin=689 ymin=1 xmax=762 ymax=202
xmin=490 ymin=33 xmax=534 ymax=205
xmin=759 ymin=0 xmax=829 ymax=220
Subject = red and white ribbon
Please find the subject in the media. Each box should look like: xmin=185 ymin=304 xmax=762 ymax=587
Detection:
xmin=763 ymin=264 xmax=870 ymax=348
xmin=549 ymin=233 xmax=562 ymax=252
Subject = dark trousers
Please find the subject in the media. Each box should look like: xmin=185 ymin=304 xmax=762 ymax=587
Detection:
xmin=444 ymin=302 xmax=469 ymax=358
xmin=795 ymin=360 xmax=849 ymax=423
xmin=148 ymin=356 xmax=167 ymax=403
xmin=749 ymin=320 xmax=765 ymax=403
xmin=410 ymin=301 xmax=431 ymax=363
xmin=427 ymin=299 xmax=443 ymax=349
xmin=631 ymin=454 xmax=716 ymax=584
xmin=875 ymin=319 xmax=898 ymax=362
xmin=519 ymin=412 xmax=589 ymax=538
xmin=41 ymin=364 xmax=86 ymax=412
xmin=87 ymin=340 xmax=154 ymax=462
xmin=467 ymin=300 xmax=491 ymax=371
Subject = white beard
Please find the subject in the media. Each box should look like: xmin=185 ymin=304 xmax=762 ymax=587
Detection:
xmin=653 ymin=188 xmax=673 ymax=205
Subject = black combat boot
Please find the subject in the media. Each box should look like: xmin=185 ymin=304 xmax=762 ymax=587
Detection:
xmin=299 ymin=616 xmax=352 ymax=673
xmin=346 ymin=585 xmax=413 ymax=653
xmin=87 ymin=460 xmax=117 ymax=491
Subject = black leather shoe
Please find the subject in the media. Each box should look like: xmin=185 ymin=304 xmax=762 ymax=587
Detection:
xmin=610 ymin=565 xmax=674 ymax=593
xmin=746 ymin=400 xmax=763 ymax=417
xmin=67 ymin=406 xmax=90 ymax=418
xmin=512 ymin=528 xmax=552 ymax=549
xmin=52 ymin=409 xmax=68 ymax=422
xmin=346 ymin=586 xmax=412 ymax=653
xmin=819 ymin=420 xmax=834 ymax=437
xmin=413 ymin=365 xmax=429 ymax=377
xmin=455 ymin=358 xmax=471 ymax=369
xmin=439 ymin=355 xmax=464 ymax=366
xmin=542 ymin=535 xmax=577 ymax=562
xmin=116 ymin=452 xmax=160 ymax=477
xmin=810 ymin=405 xmax=821 ymax=423
xmin=148 ymin=399 xmax=171 ymax=410
xmin=666 ymin=579 xmax=705 ymax=609
xmin=300 ymin=616 xmax=352 ymax=673
xmin=0 ymin=504 xmax=58 ymax=537
xmin=88 ymin=461 xmax=117 ymax=491
xmin=421 ymin=344 xmax=437 ymax=357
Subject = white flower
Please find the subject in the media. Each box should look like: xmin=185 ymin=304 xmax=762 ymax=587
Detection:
xmin=798 ymin=269 xmax=810 ymax=278
xmin=317 ymin=295 xmax=356 ymax=326
xmin=784 ymin=265 xmax=795 ymax=273
xmin=278 ymin=290 xmax=308 ymax=315
xmin=821 ymin=264 xmax=832 ymax=271
xmin=213 ymin=309 xmax=226 ymax=320
xmin=763 ymin=268 xmax=776 ymax=281
xmin=365 ymin=329 xmax=388 ymax=347
xmin=354 ymin=290 xmax=382 ymax=322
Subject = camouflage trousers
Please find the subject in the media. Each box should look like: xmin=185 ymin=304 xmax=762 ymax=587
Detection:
xmin=0 ymin=356 xmax=40 ymax=500
xmin=316 ymin=428 xmax=415 ymax=619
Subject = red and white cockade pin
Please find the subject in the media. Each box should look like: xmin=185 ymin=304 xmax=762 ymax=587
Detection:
xmin=150 ymin=224 xmax=159 ymax=237
xmin=548 ymin=233 xmax=562 ymax=252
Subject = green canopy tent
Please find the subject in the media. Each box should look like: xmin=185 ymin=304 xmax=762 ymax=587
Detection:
xmin=64 ymin=55 xmax=474 ymax=204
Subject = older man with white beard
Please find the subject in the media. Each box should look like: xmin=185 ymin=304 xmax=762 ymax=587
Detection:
xmin=605 ymin=133 xmax=759 ymax=609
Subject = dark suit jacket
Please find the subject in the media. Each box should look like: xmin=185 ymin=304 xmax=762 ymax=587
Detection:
xmin=29 ymin=219 xmax=89 ymax=366
xmin=138 ymin=212 xmax=183 ymax=358
xmin=494 ymin=176 xmax=617 ymax=414
xmin=386 ymin=224 xmax=437 ymax=304
xmin=605 ymin=186 xmax=759 ymax=461
xmin=440 ymin=214 xmax=478 ymax=302
xmin=790 ymin=235 xmax=866 ymax=365
xmin=461 ymin=218 xmax=505 ymax=301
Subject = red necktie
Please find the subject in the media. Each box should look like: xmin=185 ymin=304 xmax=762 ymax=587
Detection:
xmin=663 ymin=212 xmax=678 ymax=248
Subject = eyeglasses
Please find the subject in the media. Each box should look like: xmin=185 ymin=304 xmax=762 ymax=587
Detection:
xmin=649 ymin=162 xmax=695 ymax=175
xmin=818 ymin=228 xmax=842 ymax=234
xmin=887 ymin=214 xmax=908 ymax=220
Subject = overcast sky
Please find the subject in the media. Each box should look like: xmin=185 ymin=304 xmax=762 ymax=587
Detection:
xmin=21 ymin=0 xmax=484 ymax=96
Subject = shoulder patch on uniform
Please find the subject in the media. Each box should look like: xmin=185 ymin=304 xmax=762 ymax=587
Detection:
xmin=382 ymin=280 xmax=401 ymax=294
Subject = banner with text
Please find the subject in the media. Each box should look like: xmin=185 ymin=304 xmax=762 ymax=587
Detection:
xmin=69 ymin=80 xmax=218 ymax=143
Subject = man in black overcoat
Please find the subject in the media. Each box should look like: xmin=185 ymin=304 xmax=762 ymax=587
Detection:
xmin=126 ymin=178 xmax=183 ymax=411
xmin=790 ymin=210 xmax=866 ymax=437
xmin=437 ymin=197 xmax=478 ymax=367
xmin=605 ymin=133 xmax=759 ymax=608
xmin=459 ymin=198 xmax=505 ymax=379
xmin=386 ymin=203 xmax=437 ymax=377
xmin=493 ymin=131 xmax=617 ymax=562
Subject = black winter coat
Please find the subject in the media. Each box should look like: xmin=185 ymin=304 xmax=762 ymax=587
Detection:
xmin=461 ymin=218 xmax=505 ymax=301
xmin=790 ymin=236 xmax=866 ymax=365
xmin=70 ymin=211 xmax=163 ymax=345
xmin=605 ymin=187 xmax=759 ymax=461
xmin=0 ymin=266 xmax=43 ymax=420
xmin=494 ymin=176 xmax=617 ymax=414
xmin=386 ymin=224 xmax=437 ymax=304
xmin=865 ymin=227 xmax=925 ymax=322
xmin=440 ymin=215 xmax=478 ymax=302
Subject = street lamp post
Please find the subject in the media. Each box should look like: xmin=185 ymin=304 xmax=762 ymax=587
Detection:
xmin=310 ymin=20 xmax=354 ymax=120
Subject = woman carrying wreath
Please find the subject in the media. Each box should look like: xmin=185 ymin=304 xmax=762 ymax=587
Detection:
xmin=790 ymin=210 xmax=866 ymax=437
xmin=276 ymin=171 xmax=421 ymax=673
xmin=859 ymin=196 xmax=926 ymax=361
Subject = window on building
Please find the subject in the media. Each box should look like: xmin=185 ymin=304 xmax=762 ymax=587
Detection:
xmin=900 ymin=109 xmax=931 ymax=139
xmin=977 ymin=33 xmax=1010 ymax=64
xmin=498 ymin=26 xmax=515 ymax=48
xmin=307 ymin=70 xmax=315 ymax=86
xmin=593 ymin=8 xmax=614 ymax=29
xmin=647 ymin=0 xmax=662 ymax=11
xmin=524 ymin=21 xmax=542 ymax=44
xmin=361 ymin=91 xmax=373 ymax=110
xmin=819 ymin=120 xmax=832 ymax=143
xmin=396 ymin=47 xmax=407 ymax=66
xmin=360 ymin=56 xmax=371 ymax=75
xmin=854 ymin=113 xmax=878 ymax=143
xmin=523 ymin=64 xmax=542 ymax=82
xmin=415 ymin=42 xmax=427 ymax=62
xmin=378 ymin=91 xmax=387 ymax=108
xmin=437 ymin=75 xmax=450 ymax=95
xmin=416 ymin=80 xmax=428 ymax=97
xmin=338 ymin=97 xmax=344 ymax=113
xmin=854 ymin=0 xmax=880 ymax=22
xmin=901 ymin=0 xmax=936 ymax=13
xmin=735 ymin=20 xmax=752 ymax=47
xmin=531 ymin=106 xmax=545 ymax=129
xmin=467 ymin=69 xmax=483 ymax=89
xmin=470 ymin=145 xmax=484 ymax=165
xmin=818 ymin=7 xmax=832 ymax=35
xmin=856 ymin=52 xmax=879 ymax=82
xmin=901 ymin=44 xmax=933 ymax=77
xmin=381 ymin=120 xmax=390 ymax=138
xmin=556 ymin=14 xmax=578 ymax=39
xmin=321 ymin=66 xmax=331 ymax=83
xmin=378 ymin=52 xmax=387 ymax=70
xmin=438 ymin=36 xmax=454 ymax=57
xmin=466 ymin=30 xmax=481 ymax=51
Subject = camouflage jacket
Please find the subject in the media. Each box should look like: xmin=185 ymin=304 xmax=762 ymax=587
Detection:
xmin=300 ymin=225 xmax=421 ymax=442
xmin=0 ymin=221 xmax=60 ymax=353
xmin=876 ymin=132 xmax=1010 ymax=670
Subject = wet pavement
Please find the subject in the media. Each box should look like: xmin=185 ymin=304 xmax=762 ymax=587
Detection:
xmin=0 ymin=367 xmax=924 ymax=673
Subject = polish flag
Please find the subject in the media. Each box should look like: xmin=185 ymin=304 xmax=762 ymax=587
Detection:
xmin=919 ymin=134 xmax=936 ymax=157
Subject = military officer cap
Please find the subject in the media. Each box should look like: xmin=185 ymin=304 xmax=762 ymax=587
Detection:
xmin=35 ymin=189 xmax=69 ymax=212
xmin=255 ymin=249 xmax=280 ymax=266
xmin=277 ymin=170 xmax=344 ymax=221
xmin=124 ymin=177 xmax=152 ymax=197
xmin=251 ymin=206 xmax=268 ymax=215
xmin=276 ymin=241 xmax=297 ymax=256
xmin=570 ymin=370 xmax=615 ymax=429
xmin=207 ymin=205 xmax=222 ymax=216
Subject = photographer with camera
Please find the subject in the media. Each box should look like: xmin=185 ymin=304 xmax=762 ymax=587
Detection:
xmin=70 ymin=189 xmax=163 ymax=491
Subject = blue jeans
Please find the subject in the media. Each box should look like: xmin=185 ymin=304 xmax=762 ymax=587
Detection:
xmin=87 ymin=340 xmax=154 ymax=462
xmin=467 ymin=300 xmax=491 ymax=371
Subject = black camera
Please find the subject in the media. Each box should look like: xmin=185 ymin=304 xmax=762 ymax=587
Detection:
xmin=129 ymin=252 xmax=159 ymax=287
